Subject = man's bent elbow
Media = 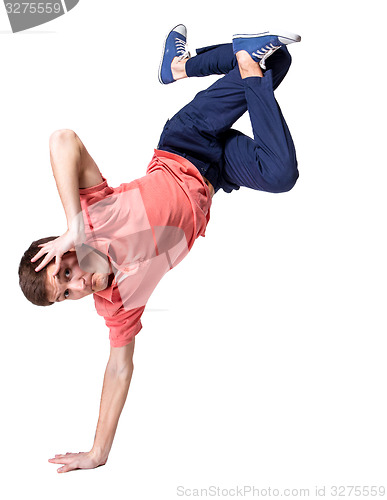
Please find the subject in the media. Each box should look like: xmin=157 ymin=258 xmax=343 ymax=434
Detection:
xmin=49 ymin=129 xmax=77 ymax=150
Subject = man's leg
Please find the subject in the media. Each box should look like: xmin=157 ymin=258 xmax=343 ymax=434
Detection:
xmin=158 ymin=42 xmax=246 ymax=189
xmin=173 ymin=42 xmax=291 ymax=89
xmin=219 ymin=50 xmax=298 ymax=193
xmin=158 ymin=31 xmax=298 ymax=193
xmin=185 ymin=44 xmax=237 ymax=77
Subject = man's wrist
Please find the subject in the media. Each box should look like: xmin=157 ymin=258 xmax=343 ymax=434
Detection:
xmin=68 ymin=219 xmax=84 ymax=235
xmin=68 ymin=216 xmax=85 ymax=244
xmin=90 ymin=446 xmax=109 ymax=463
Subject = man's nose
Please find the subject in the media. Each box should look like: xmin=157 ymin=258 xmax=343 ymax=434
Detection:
xmin=71 ymin=278 xmax=86 ymax=291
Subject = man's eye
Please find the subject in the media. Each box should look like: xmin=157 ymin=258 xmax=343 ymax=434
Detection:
xmin=65 ymin=269 xmax=71 ymax=278
xmin=64 ymin=289 xmax=70 ymax=299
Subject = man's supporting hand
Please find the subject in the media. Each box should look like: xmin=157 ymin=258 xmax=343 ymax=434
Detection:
xmin=48 ymin=450 xmax=106 ymax=473
xmin=48 ymin=340 xmax=135 ymax=473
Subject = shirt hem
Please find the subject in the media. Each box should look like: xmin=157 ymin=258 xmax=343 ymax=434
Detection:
xmin=153 ymin=149 xmax=212 ymax=200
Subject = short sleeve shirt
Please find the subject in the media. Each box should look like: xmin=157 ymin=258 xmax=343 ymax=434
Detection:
xmin=78 ymin=150 xmax=212 ymax=347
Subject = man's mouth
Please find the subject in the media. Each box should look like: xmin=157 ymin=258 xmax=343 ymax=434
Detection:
xmin=91 ymin=273 xmax=109 ymax=292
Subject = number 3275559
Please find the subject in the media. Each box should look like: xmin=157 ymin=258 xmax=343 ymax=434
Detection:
xmin=5 ymin=3 xmax=62 ymax=14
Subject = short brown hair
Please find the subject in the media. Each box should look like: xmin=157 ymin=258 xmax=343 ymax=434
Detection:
xmin=19 ymin=236 xmax=59 ymax=307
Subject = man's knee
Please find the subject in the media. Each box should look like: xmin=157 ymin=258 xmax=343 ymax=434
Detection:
xmin=258 ymin=157 xmax=299 ymax=193
xmin=277 ymin=170 xmax=299 ymax=192
xmin=266 ymin=46 xmax=292 ymax=90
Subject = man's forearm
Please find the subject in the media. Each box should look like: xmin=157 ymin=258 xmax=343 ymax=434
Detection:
xmin=91 ymin=361 xmax=134 ymax=462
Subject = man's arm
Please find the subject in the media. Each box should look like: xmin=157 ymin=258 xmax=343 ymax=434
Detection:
xmin=32 ymin=129 xmax=103 ymax=273
xmin=48 ymin=339 xmax=135 ymax=473
xmin=49 ymin=129 xmax=103 ymax=224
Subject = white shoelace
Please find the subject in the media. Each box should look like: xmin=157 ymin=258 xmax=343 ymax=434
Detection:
xmin=252 ymin=43 xmax=280 ymax=69
xmin=175 ymin=37 xmax=191 ymax=61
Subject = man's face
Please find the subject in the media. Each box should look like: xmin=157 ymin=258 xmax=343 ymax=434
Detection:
xmin=45 ymin=251 xmax=110 ymax=303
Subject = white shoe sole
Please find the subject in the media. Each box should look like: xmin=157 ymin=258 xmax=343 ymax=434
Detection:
xmin=233 ymin=30 xmax=301 ymax=44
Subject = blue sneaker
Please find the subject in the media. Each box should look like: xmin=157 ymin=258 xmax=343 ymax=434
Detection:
xmin=232 ymin=30 xmax=301 ymax=69
xmin=159 ymin=24 xmax=190 ymax=84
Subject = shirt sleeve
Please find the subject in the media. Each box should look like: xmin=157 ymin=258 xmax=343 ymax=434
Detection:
xmin=104 ymin=306 xmax=145 ymax=348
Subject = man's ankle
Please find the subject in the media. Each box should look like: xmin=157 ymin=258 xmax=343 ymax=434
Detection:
xmin=236 ymin=50 xmax=263 ymax=79
xmin=171 ymin=56 xmax=188 ymax=81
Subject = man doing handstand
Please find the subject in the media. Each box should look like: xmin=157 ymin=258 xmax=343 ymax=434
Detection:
xmin=18 ymin=25 xmax=301 ymax=473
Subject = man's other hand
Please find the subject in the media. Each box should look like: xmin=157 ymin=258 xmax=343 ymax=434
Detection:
xmin=31 ymin=228 xmax=82 ymax=275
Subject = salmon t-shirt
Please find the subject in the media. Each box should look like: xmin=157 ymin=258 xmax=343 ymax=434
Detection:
xmin=77 ymin=150 xmax=212 ymax=347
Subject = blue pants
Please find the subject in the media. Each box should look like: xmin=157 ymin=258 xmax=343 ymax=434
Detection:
xmin=157 ymin=43 xmax=299 ymax=194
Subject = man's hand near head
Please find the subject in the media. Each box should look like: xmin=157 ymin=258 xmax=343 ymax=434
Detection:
xmin=31 ymin=129 xmax=103 ymax=275
xmin=30 ymin=228 xmax=79 ymax=275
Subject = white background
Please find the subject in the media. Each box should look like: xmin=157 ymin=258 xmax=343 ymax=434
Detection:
xmin=1 ymin=0 xmax=386 ymax=498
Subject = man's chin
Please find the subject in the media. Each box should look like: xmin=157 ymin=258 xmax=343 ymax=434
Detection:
xmin=91 ymin=273 xmax=110 ymax=293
